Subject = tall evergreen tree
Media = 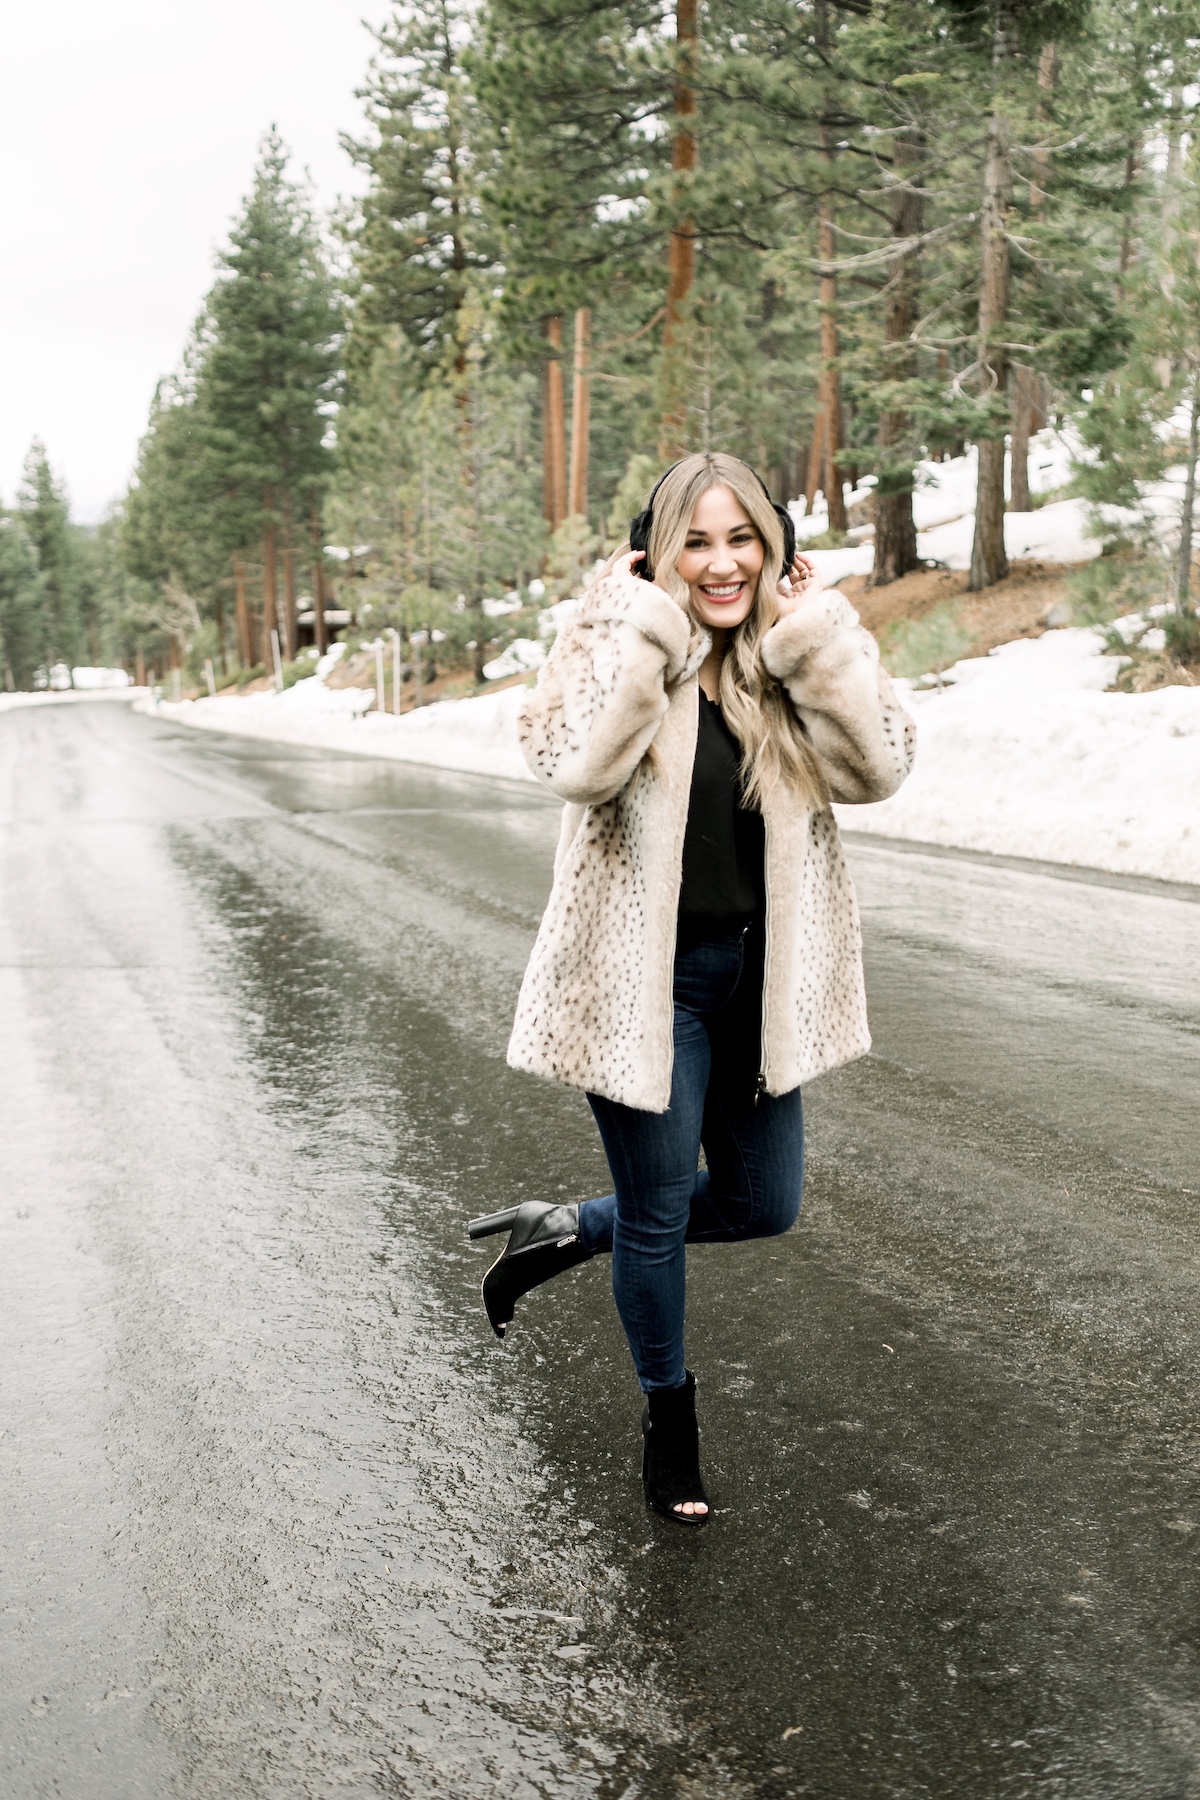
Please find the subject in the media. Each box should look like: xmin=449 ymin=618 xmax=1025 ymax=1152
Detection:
xmin=342 ymin=0 xmax=495 ymax=380
xmin=195 ymin=129 xmax=340 ymax=662
xmin=930 ymin=0 xmax=1092 ymax=587
xmin=0 ymin=513 xmax=44 ymax=690
xmin=472 ymin=0 xmax=666 ymax=523
xmin=18 ymin=442 xmax=83 ymax=670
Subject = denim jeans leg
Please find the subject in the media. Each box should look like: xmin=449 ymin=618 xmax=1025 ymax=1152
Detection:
xmin=577 ymin=1192 xmax=617 ymax=1255
xmin=582 ymin=929 xmax=804 ymax=1390
xmin=587 ymin=1001 xmax=711 ymax=1391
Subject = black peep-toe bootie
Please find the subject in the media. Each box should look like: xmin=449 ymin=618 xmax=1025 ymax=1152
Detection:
xmin=641 ymin=1370 xmax=710 ymax=1526
xmin=468 ymin=1201 xmax=592 ymax=1339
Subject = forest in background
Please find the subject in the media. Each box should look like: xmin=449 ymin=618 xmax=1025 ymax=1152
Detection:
xmin=2 ymin=0 xmax=1199 ymax=695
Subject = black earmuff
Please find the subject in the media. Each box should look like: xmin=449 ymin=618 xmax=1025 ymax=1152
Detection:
xmin=630 ymin=461 xmax=796 ymax=582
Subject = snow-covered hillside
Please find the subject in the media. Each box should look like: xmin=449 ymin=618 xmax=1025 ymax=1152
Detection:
xmin=126 ymin=427 xmax=1200 ymax=887
xmin=136 ymin=614 xmax=1200 ymax=886
xmin=839 ymin=631 xmax=1200 ymax=885
xmin=794 ymin=428 xmax=1191 ymax=589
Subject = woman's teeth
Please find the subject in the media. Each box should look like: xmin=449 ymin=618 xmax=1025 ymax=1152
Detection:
xmin=702 ymin=583 xmax=743 ymax=600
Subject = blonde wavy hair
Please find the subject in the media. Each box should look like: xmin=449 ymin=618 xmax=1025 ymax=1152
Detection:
xmin=616 ymin=452 xmax=827 ymax=812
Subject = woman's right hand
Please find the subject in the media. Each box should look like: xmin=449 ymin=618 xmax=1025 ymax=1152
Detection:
xmin=611 ymin=549 xmax=647 ymax=581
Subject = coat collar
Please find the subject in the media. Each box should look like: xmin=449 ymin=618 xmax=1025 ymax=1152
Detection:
xmin=679 ymin=628 xmax=711 ymax=683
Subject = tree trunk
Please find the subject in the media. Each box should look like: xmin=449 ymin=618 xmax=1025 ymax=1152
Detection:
xmin=872 ymin=126 xmax=924 ymax=586
xmin=569 ymin=306 xmax=592 ymax=521
xmin=234 ymin=558 xmax=250 ymax=667
xmin=543 ymin=316 xmax=567 ymax=531
xmin=282 ymin=546 xmax=297 ymax=662
xmin=1008 ymin=363 xmax=1033 ymax=512
xmin=1177 ymin=388 xmax=1200 ymax=609
xmin=1165 ymin=86 xmax=1185 ymax=194
xmin=817 ymin=183 xmax=845 ymax=533
xmin=815 ymin=4 xmax=846 ymax=535
xmin=659 ymin=0 xmax=699 ymax=457
xmin=215 ymin=595 xmax=227 ymax=679
xmin=439 ymin=11 xmax=469 ymax=374
xmin=968 ymin=4 xmax=1013 ymax=593
xmin=1014 ymin=41 xmax=1057 ymax=515
xmin=1117 ymin=139 xmax=1140 ymax=286
xmin=1028 ymin=41 xmax=1057 ymax=207
xmin=816 ymin=144 xmax=845 ymax=529
xmin=805 ymin=408 xmax=827 ymax=510
xmin=261 ymin=513 xmax=279 ymax=667
xmin=310 ymin=505 xmax=327 ymax=654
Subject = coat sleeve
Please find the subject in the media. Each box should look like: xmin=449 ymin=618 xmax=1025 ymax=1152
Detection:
xmin=761 ymin=589 xmax=916 ymax=804
xmin=516 ymin=570 xmax=693 ymax=804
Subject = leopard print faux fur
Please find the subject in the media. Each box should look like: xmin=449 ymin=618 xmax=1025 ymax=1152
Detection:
xmin=507 ymin=570 xmax=916 ymax=1112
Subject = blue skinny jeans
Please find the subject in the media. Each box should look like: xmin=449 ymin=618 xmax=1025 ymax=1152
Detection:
xmin=578 ymin=923 xmax=804 ymax=1392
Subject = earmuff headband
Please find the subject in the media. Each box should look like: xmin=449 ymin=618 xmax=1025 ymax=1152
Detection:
xmin=629 ymin=460 xmax=796 ymax=583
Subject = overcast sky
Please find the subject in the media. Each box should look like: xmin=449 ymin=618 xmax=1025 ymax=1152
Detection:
xmin=2 ymin=0 xmax=388 ymax=523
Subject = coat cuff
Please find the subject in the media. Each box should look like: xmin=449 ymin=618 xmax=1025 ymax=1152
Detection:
xmin=577 ymin=571 xmax=692 ymax=680
xmin=761 ymin=590 xmax=861 ymax=680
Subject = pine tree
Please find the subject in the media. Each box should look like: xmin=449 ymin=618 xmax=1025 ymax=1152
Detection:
xmin=343 ymin=0 xmax=495 ymax=379
xmin=18 ymin=442 xmax=83 ymax=671
xmin=472 ymin=0 xmax=664 ymax=521
xmin=1075 ymin=127 xmax=1200 ymax=615
xmin=925 ymin=0 xmax=1091 ymax=588
xmin=0 ymin=513 xmax=44 ymax=690
xmin=195 ymin=130 xmax=339 ymax=663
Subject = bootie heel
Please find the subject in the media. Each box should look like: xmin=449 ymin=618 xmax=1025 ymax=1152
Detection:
xmin=468 ymin=1207 xmax=521 ymax=1240
xmin=470 ymin=1200 xmax=592 ymax=1339
xmin=641 ymin=1370 xmax=710 ymax=1526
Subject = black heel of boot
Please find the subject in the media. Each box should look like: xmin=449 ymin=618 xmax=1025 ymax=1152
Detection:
xmin=641 ymin=1370 xmax=710 ymax=1526
xmin=468 ymin=1206 xmax=521 ymax=1240
xmin=470 ymin=1201 xmax=592 ymax=1338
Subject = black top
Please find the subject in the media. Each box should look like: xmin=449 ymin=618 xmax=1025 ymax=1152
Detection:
xmin=678 ymin=690 xmax=765 ymax=930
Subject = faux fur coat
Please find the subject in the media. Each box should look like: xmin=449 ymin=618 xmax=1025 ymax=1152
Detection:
xmin=506 ymin=569 xmax=916 ymax=1112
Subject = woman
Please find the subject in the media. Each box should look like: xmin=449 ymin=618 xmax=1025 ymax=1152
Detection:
xmin=468 ymin=453 xmax=915 ymax=1525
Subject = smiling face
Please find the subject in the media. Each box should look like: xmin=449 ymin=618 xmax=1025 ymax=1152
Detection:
xmin=674 ymin=483 xmax=766 ymax=634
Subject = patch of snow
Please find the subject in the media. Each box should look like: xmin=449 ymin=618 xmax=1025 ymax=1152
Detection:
xmin=483 ymin=638 xmax=546 ymax=680
xmin=537 ymin=597 xmax=583 ymax=641
xmin=71 ymin=667 xmax=133 ymax=689
xmin=276 ymin=677 xmax=374 ymax=714
xmin=840 ymin=626 xmax=1200 ymax=885
xmin=804 ymin=544 xmax=877 ymax=585
xmin=1 ymin=688 xmax=149 ymax=715
xmin=791 ymin=430 xmax=1100 ymax=572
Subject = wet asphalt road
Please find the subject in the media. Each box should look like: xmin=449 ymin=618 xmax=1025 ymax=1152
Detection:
xmin=3 ymin=699 xmax=1200 ymax=1800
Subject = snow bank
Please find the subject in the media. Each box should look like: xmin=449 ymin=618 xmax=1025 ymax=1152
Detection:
xmin=793 ymin=433 xmax=1104 ymax=585
xmin=135 ymin=620 xmax=1200 ymax=887
xmin=1 ymin=687 xmax=148 ymax=716
xmin=137 ymin=677 xmax=536 ymax=784
xmin=792 ymin=426 xmax=1197 ymax=589
xmin=803 ymin=498 xmax=1102 ymax=588
xmin=841 ymin=629 xmax=1200 ymax=885
xmin=70 ymin=667 xmax=134 ymax=689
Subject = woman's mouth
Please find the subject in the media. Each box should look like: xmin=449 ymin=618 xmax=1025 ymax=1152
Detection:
xmin=699 ymin=581 xmax=746 ymax=604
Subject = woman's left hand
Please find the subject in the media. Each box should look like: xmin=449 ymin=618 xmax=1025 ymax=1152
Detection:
xmin=775 ymin=553 xmax=822 ymax=617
